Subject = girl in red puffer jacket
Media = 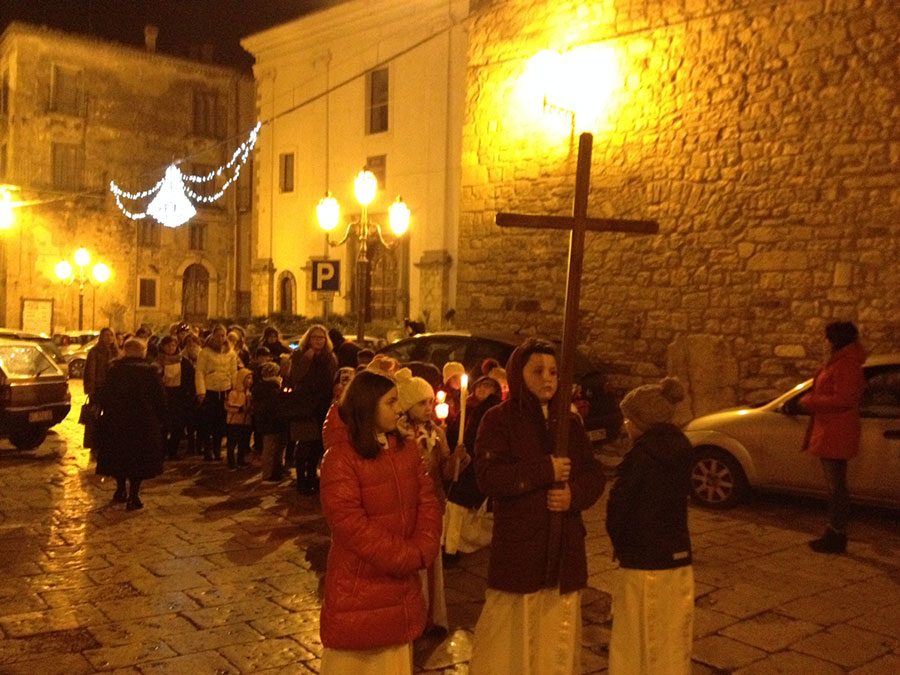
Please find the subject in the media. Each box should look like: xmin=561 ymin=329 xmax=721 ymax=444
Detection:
xmin=319 ymin=371 xmax=442 ymax=674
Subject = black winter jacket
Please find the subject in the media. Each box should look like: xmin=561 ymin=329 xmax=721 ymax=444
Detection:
xmin=606 ymin=423 xmax=693 ymax=570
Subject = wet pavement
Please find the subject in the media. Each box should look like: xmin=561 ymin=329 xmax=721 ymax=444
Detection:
xmin=0 ymin=381 xmax=898 ymax=674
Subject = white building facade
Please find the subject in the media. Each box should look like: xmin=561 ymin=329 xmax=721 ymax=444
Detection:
xmin=241 ymin=0 xmax=468 ymax=331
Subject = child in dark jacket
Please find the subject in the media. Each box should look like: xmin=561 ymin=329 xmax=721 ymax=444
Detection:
xmin=252 ymin=361 xmax=287 ymax=482
xmin=606 ymin=377 xmax=693 ymax=675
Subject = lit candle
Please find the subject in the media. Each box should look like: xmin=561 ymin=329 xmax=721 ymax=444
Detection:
xmin=435 ymin=390 xmax=449 ymax=421
xmin=455 ymin=374 xmax=468 ymax=481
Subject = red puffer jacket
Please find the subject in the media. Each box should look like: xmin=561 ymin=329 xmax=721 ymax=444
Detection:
xmin=801 ymin=341 xmax=867 ymax=460
xmin=319 ymin=433 xmax=442 ymax=650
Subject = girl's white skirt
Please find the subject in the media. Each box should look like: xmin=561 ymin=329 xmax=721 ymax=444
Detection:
xmin=320 ymin=642 xmax=413 ymax=675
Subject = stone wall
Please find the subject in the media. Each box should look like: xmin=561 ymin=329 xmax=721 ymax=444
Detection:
xmin=458 ymin=0 xmax=900 ymax=408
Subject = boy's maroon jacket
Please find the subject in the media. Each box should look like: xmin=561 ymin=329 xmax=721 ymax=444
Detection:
xmin=475 ymin=343 xmax=605 ymax=594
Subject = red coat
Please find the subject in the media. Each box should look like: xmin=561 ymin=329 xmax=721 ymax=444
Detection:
xmin=800 ymin=341 xmax=866 ymax=460
xmin=319 ymin=433 xmax=442 ymax=650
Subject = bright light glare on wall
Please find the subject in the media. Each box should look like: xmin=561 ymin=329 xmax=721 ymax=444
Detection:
xmin=523 ymin=44 xmax=621 ymax=132
xmin=0 ymin=190 xmax=16 ymax=230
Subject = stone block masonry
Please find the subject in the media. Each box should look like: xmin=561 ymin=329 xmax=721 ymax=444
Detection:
xmin=458 ymin=0 xmax=900 ymax=407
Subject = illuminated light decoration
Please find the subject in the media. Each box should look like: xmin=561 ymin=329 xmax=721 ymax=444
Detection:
xmin=109 ymin=121 xmax=261 ymax=227
xmin=146 ymin=165 xmax=198 ymax=229
xmin=74 ymin=248 xmax=91 ymax=267
xmin=316 ymin=192 xmax=340 ymax=232
xmin=388 ymin=197 xmax=411 ymax=236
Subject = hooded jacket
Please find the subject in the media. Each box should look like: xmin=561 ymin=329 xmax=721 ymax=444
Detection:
xmin=606 ymin=423 xmax=693 ymax=570
xmin=475 ymin=344 xmax=605 ymax=594
xmin=319 ymin=432 xmax=443 ymax=649
xmin=800 ymin=340 xmax=867 ymax=460
xmin=226 ymin=368 xmax=253 ymax=425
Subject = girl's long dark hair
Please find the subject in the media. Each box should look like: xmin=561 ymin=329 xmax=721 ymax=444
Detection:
xmin=339 ymin=371 xmax=396 ymax=459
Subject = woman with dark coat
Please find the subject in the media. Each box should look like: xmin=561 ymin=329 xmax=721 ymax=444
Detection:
xmin=83 ymin=327 xmax=119 ymax=451
xmin=156 ymin=335 xmax=196 ymax=459
xmin=96 ymin=339 xmax=166 ymax=510
xmin=470 ymin=339 xmax=605 ymax=674
xmin=800 ymin=321 xmax=867 ymax=553
xmin=285 ymin=324 xmax=337 ymax=494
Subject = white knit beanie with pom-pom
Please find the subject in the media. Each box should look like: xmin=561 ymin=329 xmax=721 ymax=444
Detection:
xmin=395 ymin=367 xmax=436 ymax=412
xmin=619 ymin=377 xmax=686 ymax=431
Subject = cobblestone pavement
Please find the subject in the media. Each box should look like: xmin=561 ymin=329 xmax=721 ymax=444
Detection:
xmin=0 ymin=382 xmax=898 ymax=674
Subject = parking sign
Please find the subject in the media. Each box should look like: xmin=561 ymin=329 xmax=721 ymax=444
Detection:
xmin=312 ymin=260 xmax=340 ymax=292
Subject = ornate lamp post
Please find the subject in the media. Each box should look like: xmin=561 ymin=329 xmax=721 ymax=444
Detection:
xmin=55 ymin=248 xmax=110 ymax=330
xmin=316 ymin=169 xmax=410 ymax=342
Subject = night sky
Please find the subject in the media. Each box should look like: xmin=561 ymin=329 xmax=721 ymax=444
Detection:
xmin=0 ymin=0 xmax=350 ymax=70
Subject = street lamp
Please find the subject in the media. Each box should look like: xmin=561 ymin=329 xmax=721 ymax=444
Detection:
xmin=317 ymin=169 xmax=411 ymax=342
xmin=55 ymin=248 xmax=110 ymax=330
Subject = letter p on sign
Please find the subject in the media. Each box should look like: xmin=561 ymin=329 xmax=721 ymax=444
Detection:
xmin=312 ymin=260 xmax=340 ymax=292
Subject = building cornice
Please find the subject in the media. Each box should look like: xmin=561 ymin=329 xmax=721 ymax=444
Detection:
xmin=242 ymin=0 xmax=467 ymax=62
xmin=0 ymin=21 xmax=253 ymax=82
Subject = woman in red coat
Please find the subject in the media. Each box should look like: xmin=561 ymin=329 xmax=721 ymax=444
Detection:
xmin=319 ymin=370 xmax=442 ymax=674
xmin=800 ymin=321 xmax=866 ymax=553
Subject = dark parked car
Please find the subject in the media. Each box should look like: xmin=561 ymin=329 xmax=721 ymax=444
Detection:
xmin=378 ymin=331 xmax=622 ymax=444
xmin=0 ymin=338 xmax=71 ymax=449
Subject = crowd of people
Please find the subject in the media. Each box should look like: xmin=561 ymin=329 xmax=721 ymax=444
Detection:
xmin=81 ymin=317 xmax=866 ymax=675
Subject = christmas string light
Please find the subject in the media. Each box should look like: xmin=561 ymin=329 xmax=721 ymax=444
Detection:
xmin=109 ymin=121 xmax=261 ymax=228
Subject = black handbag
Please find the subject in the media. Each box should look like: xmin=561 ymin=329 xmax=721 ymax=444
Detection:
xmin=78 ymin=397 xmax=100 ymax=425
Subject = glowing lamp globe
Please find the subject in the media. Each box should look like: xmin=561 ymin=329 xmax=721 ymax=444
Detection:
xmin=317 ymin=193 xmax=340 ymax=232
xmin=74 ymin=248 xmax=91 ymax=267
xmin=388 ymin=197 xmax=410 ymax=236
xmin=92 ymin=263 xmax=111 ymax=283
xmin=55 ymin=260 xmax=73 ymax=281
xmin=354 ymin=170 xmax=377 ymax=206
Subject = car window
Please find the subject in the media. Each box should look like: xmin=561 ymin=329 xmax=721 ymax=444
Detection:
xmin=0 ymin=345 xmax=60 ymax=378
xmin=861 ymin=366 xmax=900 ymax=418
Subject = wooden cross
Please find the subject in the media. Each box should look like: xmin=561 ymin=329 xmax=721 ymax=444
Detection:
xmin=495 ymin=131 xmax=659 ymax=586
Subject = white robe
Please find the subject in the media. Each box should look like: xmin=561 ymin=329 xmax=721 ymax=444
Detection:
xmin=320 ymin=643 xmax=413 ymax=675
xmin=470 ymin=587 xmax=581 ymax=675
xmin=608 ymin=565 xmax=694 ymax=675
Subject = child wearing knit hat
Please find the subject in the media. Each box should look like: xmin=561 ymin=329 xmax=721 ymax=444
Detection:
xmin=606 ymin=377 xmax=694 ymax=674
xmin=395 ymin=367 xmax=456 ymax=637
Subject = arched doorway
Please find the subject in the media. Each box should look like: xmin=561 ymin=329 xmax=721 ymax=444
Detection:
xmin=182 ymin=263 xmax=210 ymax=324
xmin=278 ymin=272 xmax=296 ymax=314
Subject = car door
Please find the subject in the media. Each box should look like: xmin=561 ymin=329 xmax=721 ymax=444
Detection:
xmin=748 ymin=386 xmax=824 ymax=492
xmin=851 ymin=365 xmax=900 ymax=504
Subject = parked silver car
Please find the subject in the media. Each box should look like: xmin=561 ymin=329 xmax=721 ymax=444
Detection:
xmin=64 ymin=338 xmax=97 ymax=379
xmin=684 ymin=354 xmax=900 ymax=509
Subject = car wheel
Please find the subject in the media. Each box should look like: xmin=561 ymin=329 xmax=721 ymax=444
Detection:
xmin=9 ymin=426 xmax=49 ymax=450
xmin=69 ymin=359 xmax=85 ymax=378
xmin=690 ymin=447 xmax=748 ymax=509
